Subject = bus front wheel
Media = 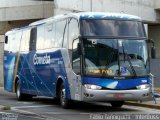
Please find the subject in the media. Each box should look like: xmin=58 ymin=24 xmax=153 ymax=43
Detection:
xmin=59 ymin=83 xmax=70 ymax=108
xmin=110 ymin=101 xmax=124 ymax=108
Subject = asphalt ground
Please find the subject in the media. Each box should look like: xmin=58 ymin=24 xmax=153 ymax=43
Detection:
xmin=0 ymin=87 xmax=160 ymax=120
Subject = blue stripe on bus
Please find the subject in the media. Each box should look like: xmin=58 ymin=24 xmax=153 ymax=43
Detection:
xmin=82 ymin=77 xmax=150 ymax=89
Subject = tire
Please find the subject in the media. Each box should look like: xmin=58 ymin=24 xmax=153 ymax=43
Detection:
xmin=16 ymin=80 xmax=32 ymax=101
xmin=110 ymin=101 xmax=124 ymax=108
xmin=59 ymin=83 xmax=70 ymax=108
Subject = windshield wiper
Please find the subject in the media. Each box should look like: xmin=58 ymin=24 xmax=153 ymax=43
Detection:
xmin=122 ymin=43 xmax=137 ymax=77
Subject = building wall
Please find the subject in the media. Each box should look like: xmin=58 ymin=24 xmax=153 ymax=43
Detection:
xmin=0 ymin=0 xmax=54 ymax=86
xmin=154 ymin=0 xmax=160 ymax=10
xmin=0 ymin=20 xmax=39 ymax=35
xmin=0 ymin=0 xmax=54 ymax=34
xmin=0 ymin=0 xmax=54 ymax=21
xmin=148 ymin=25 xmax=160 ymax=58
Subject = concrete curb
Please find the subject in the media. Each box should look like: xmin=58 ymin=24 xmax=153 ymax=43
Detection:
xmin=125 ymin=101 xmax=160 ymax=110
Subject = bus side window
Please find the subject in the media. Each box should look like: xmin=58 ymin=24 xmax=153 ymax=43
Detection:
xmin=62 ymin=20 xmax=68 ymax=48
xmin=14 ymin=32 xmax=22 ymax=52
xmin=55 ymin=20 xmax=66 ymax=47
xmin=8 ymin=34 xmax=15 ymax=53
xmin=36 ymin=25 xmax=45 ymax=50
xmin=8 ymin=33 xmax=21 ymax=53
xmin=20 ymin=29 xmax=30 ymax=52
xmin=30 ymin=27 xmax=37 ymax=51
xmin=68 ymin=18 xmax=79 ymax=62
xmin=72 ymin=39 xmax=80 ymax=74
xmin=44 ymin=23 xmax=54 ymax=49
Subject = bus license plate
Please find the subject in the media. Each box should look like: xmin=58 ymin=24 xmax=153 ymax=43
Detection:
xmin=114 ymin=93 xmax=125 ymax=98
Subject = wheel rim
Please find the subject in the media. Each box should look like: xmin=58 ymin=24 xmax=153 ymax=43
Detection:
xmin=16 ymin=83 xmax=20 ymax=98
xmin=60 ymin=87 xmax=66 ymax=106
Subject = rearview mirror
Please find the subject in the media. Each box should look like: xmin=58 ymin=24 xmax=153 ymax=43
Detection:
xmin=147 ymin=39 xmax=156 ymax=59
xmin=151 ymin=46 xmax=156 ymax=59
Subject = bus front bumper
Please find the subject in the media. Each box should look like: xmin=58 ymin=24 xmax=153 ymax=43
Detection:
xmin=82 ymin=88 xmax=151 ymax=102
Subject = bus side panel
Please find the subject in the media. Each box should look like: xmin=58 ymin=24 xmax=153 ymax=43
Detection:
xmin=17 ymin=53 xmax=37 ymax=95
xmin=4 ymin=52 xmax=17 ymax=92
xmin=29 ymin=50 xmax=55 ymax=96
xmin=31 ymin=49 xmax=69 ymax=97
xmin=16 ymin=48 xmax=69 ymax=97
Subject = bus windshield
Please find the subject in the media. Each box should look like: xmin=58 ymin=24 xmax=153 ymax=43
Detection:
xmin=81 ymin=19 xmax=145 ymax=38
xmin=83 ymin=39 xmax=149 ymax=77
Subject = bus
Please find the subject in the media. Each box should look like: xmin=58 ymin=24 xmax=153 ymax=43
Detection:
xmin=4 ymin=12 xmax=156 ymax=108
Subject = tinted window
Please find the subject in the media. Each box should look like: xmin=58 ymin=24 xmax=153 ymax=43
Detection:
xmin=81 ymin=19 xmax=145 ymax=37
xmin=30 ymin=28 xmax=37 ymax=51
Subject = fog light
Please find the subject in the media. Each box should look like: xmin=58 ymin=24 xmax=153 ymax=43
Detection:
xmin=84 ymin=93 xmax=89 ymax=97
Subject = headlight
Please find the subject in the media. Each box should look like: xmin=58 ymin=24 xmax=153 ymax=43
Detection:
xmin=136 ymin=84 xmax=150 ymax=90
xmin=84 ymin=84 xmax=102 ymax=90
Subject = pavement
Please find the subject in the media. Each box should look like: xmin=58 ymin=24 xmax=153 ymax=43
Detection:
xmin=0 ymin=87 xmax=160 ymax=111
xmin=125 ymin=90 xmax=160 ymax=109
xmin=125 ymin=98 xmax=160 ymax=110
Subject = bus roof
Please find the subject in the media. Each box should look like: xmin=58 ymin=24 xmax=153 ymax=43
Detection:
xmin=5 ymin=12 xmax=142 ymax=34
xmin=74 ymin=12 xmax=141 ymax=20
xmin=5 ymin=25 xmax=32 ymax=36
xmin=30 ymin=12 xmax=141 ymax=26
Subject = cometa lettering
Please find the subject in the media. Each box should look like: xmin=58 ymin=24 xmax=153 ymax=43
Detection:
xmin=33 ymin=54 xmax=50 ymax=65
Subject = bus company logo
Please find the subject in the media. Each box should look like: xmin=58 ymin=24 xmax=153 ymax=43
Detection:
xmin=33 ymin=54 xmax=50 ymax=65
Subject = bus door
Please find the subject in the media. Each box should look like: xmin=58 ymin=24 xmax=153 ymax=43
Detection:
xmin=70 ymin=39 xmax=82 ymax=100
xmin=67 ymin=18 xmax=82 ymax=101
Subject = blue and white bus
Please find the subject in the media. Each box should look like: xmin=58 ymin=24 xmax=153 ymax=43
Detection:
xmin=4 ymin=12 xmax=155 ymax=108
